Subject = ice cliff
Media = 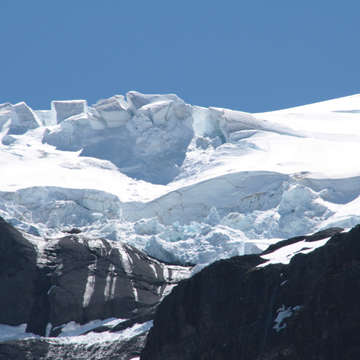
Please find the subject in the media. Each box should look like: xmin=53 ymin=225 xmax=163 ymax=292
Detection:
xmin=1 ymin=91 xmax=360 ymax=266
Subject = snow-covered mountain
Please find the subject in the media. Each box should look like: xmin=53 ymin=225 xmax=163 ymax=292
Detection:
xmin=1 ymin=92 xmax=360 ymax=266
xmin=1 ymin=91 xmax=360 ymax=359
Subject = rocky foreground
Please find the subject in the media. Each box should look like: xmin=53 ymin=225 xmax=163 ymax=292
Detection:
xmin=0 ymin=217 xmax=190 ymax=360
xmin=1 ymin=215 xmax=360 ymax=359
xmin=141 ymin=226 xmax=360 ymax=359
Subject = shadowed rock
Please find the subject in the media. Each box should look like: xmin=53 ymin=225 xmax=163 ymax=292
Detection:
xmin=141 ymin=226 xmax=360 ymax=360
xmin=0 ymin=217 xmax=190 ymax=359
xmin=0 ymin=217 xmax=37 ymax=325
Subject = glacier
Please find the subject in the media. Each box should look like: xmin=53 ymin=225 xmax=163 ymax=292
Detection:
xmin=1 ymin=91 xmax=360 ymax=266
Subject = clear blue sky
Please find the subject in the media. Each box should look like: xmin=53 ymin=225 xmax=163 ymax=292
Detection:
xmin=1 ymin=0 xmax=359 ymax=112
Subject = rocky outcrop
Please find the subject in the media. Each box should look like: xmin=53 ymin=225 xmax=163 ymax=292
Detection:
xmin=0 ymin=217 xmax=190 ymax=359
xmin=3 ymin=214 xmax=360 ymax=360
xmin=30 ymin=234 xmax=179 ymax=336
xmin=141 ymin=226 xmax=360 ymax=360
xmin=0 ymin=218 xmax=37 ymax=325
xmin=0 ymin=332 xmax=146 ymax=360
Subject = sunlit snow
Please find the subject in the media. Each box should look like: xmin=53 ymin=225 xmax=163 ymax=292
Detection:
xmin=0 ymin=319 xmax=152 ymax=345
xmin=258 ymin=237 xmax=331 ymax=267
xmin=1 ymin=92 xmax=360 ymax=267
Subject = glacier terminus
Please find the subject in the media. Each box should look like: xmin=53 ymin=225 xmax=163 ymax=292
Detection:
xmin=1 ymin=91 xmax=360 ymax=266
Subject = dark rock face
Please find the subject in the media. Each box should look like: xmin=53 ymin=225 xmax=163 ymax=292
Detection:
xmin=0 ymin=218 xmax=37 ymax=325
xmin=142 ymin=226 xmax=360 ymax=360
xmin=0 ymin=217 xmax=189 ymax=359
xmin=34 ymin=235 xmax=180 ymax=336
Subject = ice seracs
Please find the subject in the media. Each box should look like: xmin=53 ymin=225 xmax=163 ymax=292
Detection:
xmin=1 ymin=91 xmax=360 ymax=360
xmin=1 ymin=92 xmax=360 ymax=267
xmin=43 ymin=91 xmax=194 ymax=184
xmin=51 ymin=100 xmax=87 ymax=123
xmin=0 ymin=102 xmax=41 ymax=136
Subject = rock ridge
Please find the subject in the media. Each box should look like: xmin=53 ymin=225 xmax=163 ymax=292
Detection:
xmin=141 ymin=226 xmax=360 ymax=359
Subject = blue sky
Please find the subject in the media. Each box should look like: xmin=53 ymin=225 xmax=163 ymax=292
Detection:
xmin=1 ymin=0 xmax=359 ymax=112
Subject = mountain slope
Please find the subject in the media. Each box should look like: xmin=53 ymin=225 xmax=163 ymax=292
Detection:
xmin=0 ymin=217 xmax=190 ymax=360
xmin=1 ymin=92 xmax=360 ymax=267
xmin=1 ymin=91 xmax=360 ymax=358
xmin=141 ymin=225 xmax=360 ymax=360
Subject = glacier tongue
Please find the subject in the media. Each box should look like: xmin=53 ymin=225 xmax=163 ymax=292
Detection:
xmin=1 ymin=91 xmax=360 ymax=266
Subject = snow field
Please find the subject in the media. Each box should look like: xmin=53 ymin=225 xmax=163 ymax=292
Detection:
xmin=1 ymin=92 xmax=360 ymax=267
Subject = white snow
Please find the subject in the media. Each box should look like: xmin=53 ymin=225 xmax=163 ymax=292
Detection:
xmin=56 ymin=318 xmax=125 ymax=337
xmin=119 ymin=245 xmax=132 ymax=274
xmin=130 ymin=280 xmax=139 ymax=302
xmin=1 ymin=92 xmax=360 ymax=266
xmin=82 ymin=259 xmax=97 ymax=307
xmin=51 ymin=320 xmax=153 ymax=346
xmin=273 ymin=305 xmax=302 ymax=332
xmin=7 ymin=102 xmax=41 ymax=134
xmin=0 ymin=319 xmax=151 ymax=346
xmin=51 ymin=100 xmax=87 ymax=123
xmin=2 ymin=92 xmax=359 ymax=352
xmin=258 ymin=237 xmax=332 ymax=268
xmin=104 ymin=263 xmax=117 ymax=301
xmin=0 ymin=324 xmax=38 ymax=342
xmin=45 ymin=323 xmax=52 ymax=337
xmin=161 ymin=283 xmax=177 ymax=298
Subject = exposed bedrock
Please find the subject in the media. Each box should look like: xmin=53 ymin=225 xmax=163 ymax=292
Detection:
xmin=0 ymin=217 xmax=190 ymax=337
xmin=0 ymin=218 xmax=38 ymax=325
xmin=0 ymin=333 xmax=147 ymax=360
xmin=141 ymin=226 xmax=360 ymax=360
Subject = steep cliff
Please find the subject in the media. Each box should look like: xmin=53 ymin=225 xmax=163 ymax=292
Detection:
xmin=0 ymin=217 xmax=190 ymax=360
xmin=142 ymin=226 xmax=360 ymax=359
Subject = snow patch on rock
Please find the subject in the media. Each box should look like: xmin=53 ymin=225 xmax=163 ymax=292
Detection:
xmin=273 ymin=305 xmax=302 ymax=332
xmin=0 ymin=324 xmax=38 ymax=342
xmin=258 ymin=237 xmax=332 ymax=267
